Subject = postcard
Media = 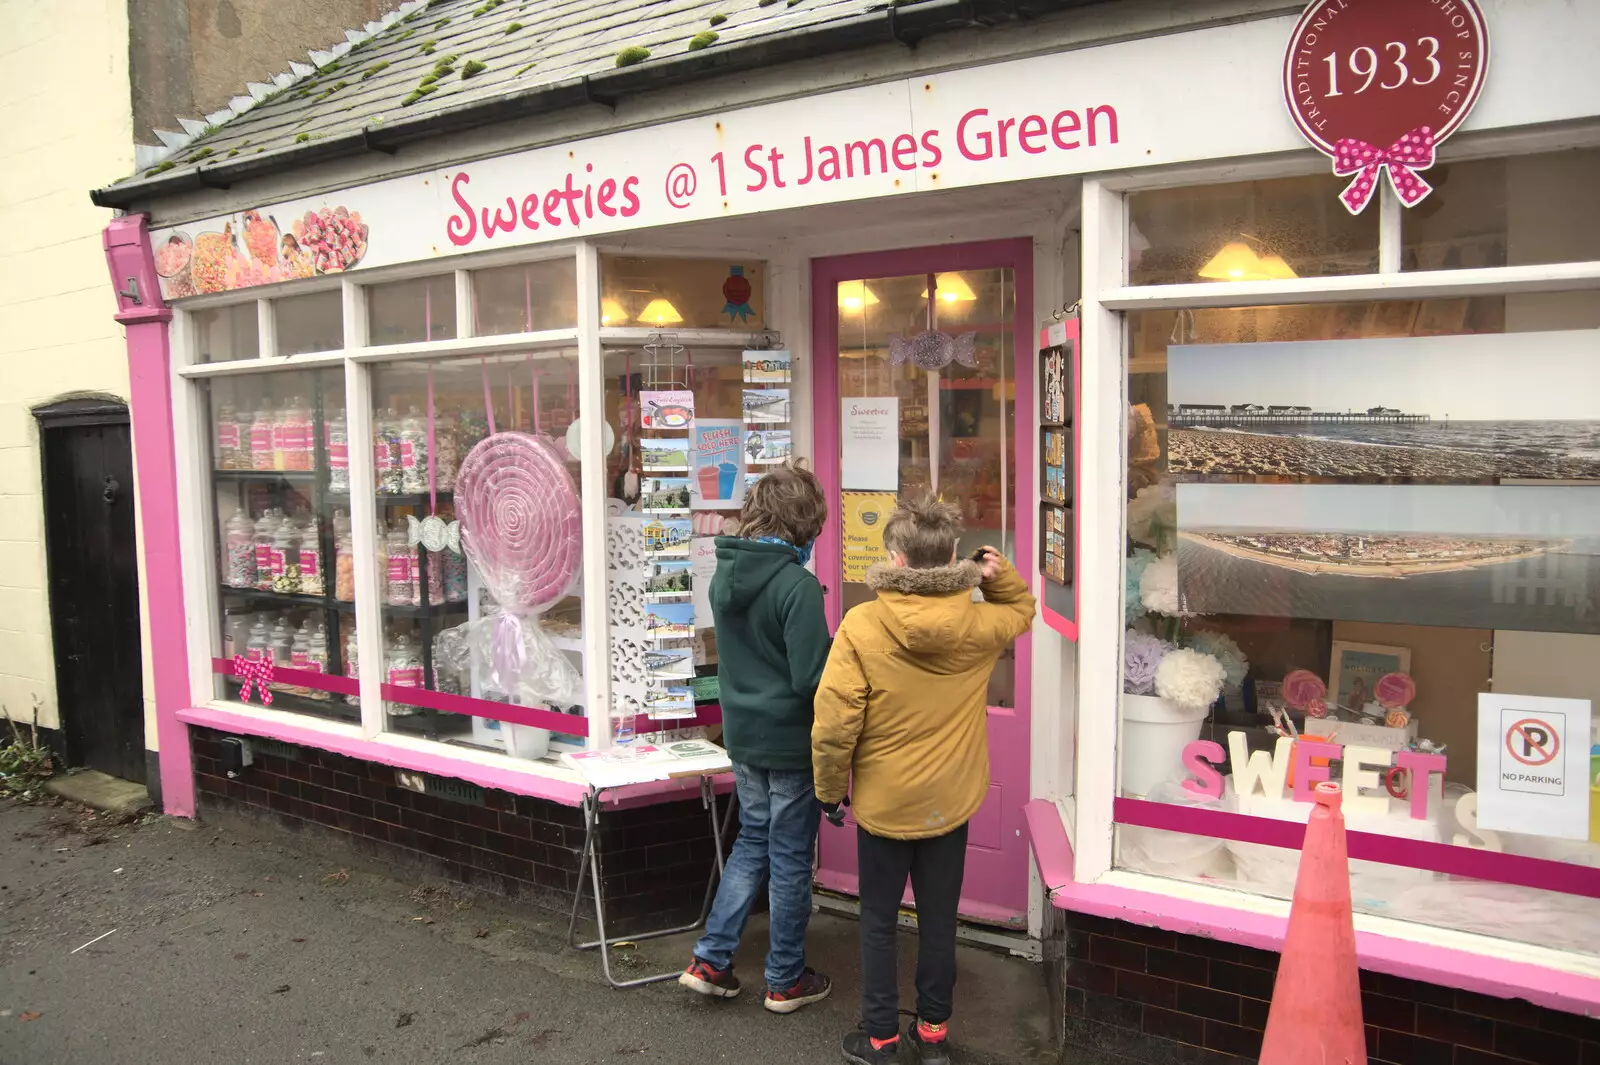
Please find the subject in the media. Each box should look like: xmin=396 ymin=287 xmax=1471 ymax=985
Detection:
xmin=645 ymin=560 xmax=693 ymax=599
xmin=743 ymin=349 xmax=791 ymax=384
xmin=743 ymin=388 xmax=791 ymax=424
xmin=745 ymin=428 xmax=792 ymax=466
xmin=640 ymin=390 xmax=694 ymax=432
xmin=641 ymin=437 xmax=691 ymax=471
xmin=641 ymin=476 xmax=692 ymax=514
xmin=642 ymin=518 xmax=692 ymax=556
xmin=645 ymin=601 xmax=696 ymax=640
xmin=644 ymin=646 xmax=695 ymax=678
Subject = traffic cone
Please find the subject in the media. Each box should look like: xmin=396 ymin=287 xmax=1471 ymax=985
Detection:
xmin=1259 ymin=781 xmax=1367 ymax=1065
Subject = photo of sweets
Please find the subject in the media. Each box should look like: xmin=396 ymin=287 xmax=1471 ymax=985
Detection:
xmin=1166 ymin=330 xmax=1600 ymax=483
xmin=1176 ymin=483 xmax=1600 ymax=634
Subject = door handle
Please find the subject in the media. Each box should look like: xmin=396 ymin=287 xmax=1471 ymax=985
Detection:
xmin=102 ymin=476 xmax=120 ymax=504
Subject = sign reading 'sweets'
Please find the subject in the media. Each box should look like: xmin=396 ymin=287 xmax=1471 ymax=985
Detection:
xmin=1283 ymin=0 xmax=1489 ymax=214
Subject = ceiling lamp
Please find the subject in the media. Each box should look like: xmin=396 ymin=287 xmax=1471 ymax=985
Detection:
xmin=1257 ymin=253 xmax=1299 ymax=281
xmin=837 ymin=281 xmax=880 ymax=314
xmin=922 ymin=272 xmax=977 ymax=303
xmin=636 ymin=298 xmax=684 ymax=326
xmin=600 ymin=298 xmax=628 ymax=325
xmin=1198 ymin=241 xmax=1266 ymax=281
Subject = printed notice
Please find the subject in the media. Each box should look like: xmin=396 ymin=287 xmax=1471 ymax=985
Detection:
xmin=842 ymin=492 xmax=896 ymax=583
xmin=690 ymin=419 xmax=748 ymax=511
xmin=841 ymin=397 xmax=899 ymax=491
xmin=690 ymin=536 xmax=720 ymax=628
xmin=1476 ymin=692 xmax=1592 ymax=840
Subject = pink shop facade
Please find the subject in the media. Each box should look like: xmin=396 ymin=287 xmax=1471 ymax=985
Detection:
xmin=95 ymin=0 xmax=1600 ymax=1057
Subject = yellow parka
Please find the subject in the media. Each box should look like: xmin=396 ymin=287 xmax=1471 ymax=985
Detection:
xmin=811 ymin=557 xmax=1036 ymax=839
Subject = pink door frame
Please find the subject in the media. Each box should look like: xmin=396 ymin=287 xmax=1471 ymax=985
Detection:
xmin=809 ymin=238 xmax=1036 ymax=924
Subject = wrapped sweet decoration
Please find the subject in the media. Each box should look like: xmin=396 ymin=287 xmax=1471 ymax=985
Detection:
xmin=1282 ymin=669 xmax=1327 ymax=710
xmin=448 ymin=431 xmax=584 ymax=709
xmin=1375 ymin=671 xmax=1416 ymax=709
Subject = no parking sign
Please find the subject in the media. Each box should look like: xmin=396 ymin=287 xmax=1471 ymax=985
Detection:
xmin=1477 ymin=693 xmax=1592 ymax=840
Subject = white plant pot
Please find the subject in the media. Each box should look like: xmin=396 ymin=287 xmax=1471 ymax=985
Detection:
xmin=505 ymin=723 xmax=551 ymax=761
xmin=1120 ymin=692 xmax=1211 ymax=798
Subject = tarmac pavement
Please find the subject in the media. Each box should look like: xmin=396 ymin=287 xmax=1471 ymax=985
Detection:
xmin=0 ymin=798 xmax=1057 ymax=1064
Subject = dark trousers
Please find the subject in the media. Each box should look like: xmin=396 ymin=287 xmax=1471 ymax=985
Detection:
xmin=856 ymin=823 xmax=969 ymax=1039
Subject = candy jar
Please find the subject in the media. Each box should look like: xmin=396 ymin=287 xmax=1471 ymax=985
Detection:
xmin=374 ymin=408 xmax=403 ymax=494
xmin=385 ymin=631 xmax=423 ymax=715
xmin=270 ymin=518 xmax=300 ymax=594
xmin=224 ymin=507 xmax=255 ymax=588
xmin=271 ymin=403 xmax=291 ymax=471
xmin=434 ymin=410 xmax=460 ymax=490
xmin=423 ymin=548 xmax=444 ymax=605
xmin=385 ymin=521 xmax=416 ymax=606
xmin=432 ymin=629 xmax=463 ymax=697
xmin=457 ymin=407 xmax=489 ymax=458
xmin=399 ymin=406 xmax=428 ymax=494
xmin=298 ymin=514 xmax=325 ymax=596
xmin=245 ymin=616 xmax=270 ymax=662
xmin=288 ymin=621 xmax=312 ymax=696
xmin=252 ymin=510 xmax=278 ymax=590
xmin=443 ymin=546 xmax=467 ymax=602
xmin=215 ymin=402 xmax=240 ymax=470
xmin=344 ymin=623 xmax=360 ymax=706
xmin=334 ymin=527 xmax=355 ymax=603
xmin=306 ymin=625 xmax=331 ymax=701
xmin=250 ymin=407 xmax=275 ymax=471
xmin=268 ymin=615 xmax=293 ymax=668
xmin=326 ymin=414 xmax=349 ymax=493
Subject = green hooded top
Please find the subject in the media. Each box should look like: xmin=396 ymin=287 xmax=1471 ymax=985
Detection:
xmin=709 ymin=536 xmax=830 ymax=770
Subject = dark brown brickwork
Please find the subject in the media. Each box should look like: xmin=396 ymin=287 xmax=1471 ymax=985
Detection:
xmin=189 ymin=728 xmax=726 ymax=936
xmin=1043 ymin=911 xmax=1600 ymax=1065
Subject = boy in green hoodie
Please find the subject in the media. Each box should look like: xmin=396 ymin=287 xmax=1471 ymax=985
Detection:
xmin=679 ymin=460 xmax=833 ymax=1013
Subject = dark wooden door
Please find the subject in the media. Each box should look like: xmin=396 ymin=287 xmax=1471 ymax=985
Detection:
xmin=39 ymin=404 xmax=145 ymax=783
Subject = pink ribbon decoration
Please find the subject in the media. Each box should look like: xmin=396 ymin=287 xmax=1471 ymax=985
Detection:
xmin=1331 ymin=126 xmax=1436 ymax=215
xmin=491 ymin=611 xmax=528 ymax=682
xmin=233 ymin=654 xmax=275 ymax=705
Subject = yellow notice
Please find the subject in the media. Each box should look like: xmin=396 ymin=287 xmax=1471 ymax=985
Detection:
xmin=842 ymin=492 xmax=897 ymax=583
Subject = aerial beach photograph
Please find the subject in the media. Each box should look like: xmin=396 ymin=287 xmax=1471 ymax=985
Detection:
xmin=1165 ymin=330 xmax=1600 ymax=482
xmin=1175 ymin=483 xmax=1600 ymax=633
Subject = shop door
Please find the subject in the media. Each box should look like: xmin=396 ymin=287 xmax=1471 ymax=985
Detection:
xmin=811 ymin=240 xmax=1034 ymax=927
xmin=37 ymin=402 xmax=146 ymax=784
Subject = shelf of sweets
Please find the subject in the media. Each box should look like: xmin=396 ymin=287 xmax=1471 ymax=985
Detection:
xmin=220 ymin=585 xmax=336 ymax=610
xmin=333 ymin=598 xmax=470 ymax=619
xmin=222 ymin=679 xmax=359 ymax=723
xmin=214 ymin=468 xmax=323 ymax=482
xmin=327 ymin=490 xmax=455 ymax=508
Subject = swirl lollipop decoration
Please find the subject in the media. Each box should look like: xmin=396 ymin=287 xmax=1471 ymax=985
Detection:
xmin=454 ymin=431 xmax=584 ymax=706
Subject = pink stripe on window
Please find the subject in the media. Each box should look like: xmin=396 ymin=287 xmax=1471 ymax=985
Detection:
xmin=1114 ymin=797 xmax=1600 ymax=900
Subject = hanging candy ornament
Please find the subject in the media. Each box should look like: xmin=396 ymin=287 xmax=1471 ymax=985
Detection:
xmin=888 ymin=330 xmax=978 ymax=370
xmin=722 ymin=264 xmax=755 ymax=323
xmin=406 ymin=513 xmax=461 ymax=554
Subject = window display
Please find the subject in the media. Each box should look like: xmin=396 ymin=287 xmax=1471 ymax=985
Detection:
xmin=367 ymin=275 xmax=457 ymax=345
xmin=473 ymin=259 xmax=577 ymax=336
xmin=274 ymin=290 xmax=343 ymax=355
xmin=600 ymin=256 xmax=766 ymax=330
xmin=370 ymin=353 xmax=584 ymax=757
xmin=1118 ymin=293 xmax=1600 ymax=952
xmin=207 ymin=369 xmax=356 ymax=722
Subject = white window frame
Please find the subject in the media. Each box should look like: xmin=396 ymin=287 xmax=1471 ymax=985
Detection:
xmin=1072 ymin=137 xmax=1600 ymax=980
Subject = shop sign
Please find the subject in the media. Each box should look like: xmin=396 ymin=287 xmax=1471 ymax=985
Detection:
xmin=840 ymin=398 xmax=899 ymax=493
xmin=1283 ymin=0 xmax=1489 ymax=214
xmin=1183 ymin=732 xmax=1449 ymax=819
xmin=1475 ymin=693 xmax=1591 ymax=840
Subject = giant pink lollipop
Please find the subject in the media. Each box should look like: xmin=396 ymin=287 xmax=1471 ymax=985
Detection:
xmin=455 ymin=432 xmax=581 ymax=613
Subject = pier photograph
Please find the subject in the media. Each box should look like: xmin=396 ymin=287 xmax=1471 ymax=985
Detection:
xmin=1166 ymin=330 xmax=1600 ymax=482
xmin=1175 ymin=483 xmax=1600 ymax=634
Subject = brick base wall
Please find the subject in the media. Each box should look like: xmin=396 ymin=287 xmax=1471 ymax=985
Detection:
xmin=190 ymin=728 xmax=728 ymax=936
xmin=1043 ymin=911 xmax=1600 ymax=1064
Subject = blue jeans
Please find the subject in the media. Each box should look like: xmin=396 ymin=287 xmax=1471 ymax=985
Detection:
xmin=693 ymin=762 xmax=820 ymax=990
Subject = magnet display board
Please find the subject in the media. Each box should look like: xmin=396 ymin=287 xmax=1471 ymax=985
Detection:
xmin=1038 ymin=317 xmax=1079 ymax=639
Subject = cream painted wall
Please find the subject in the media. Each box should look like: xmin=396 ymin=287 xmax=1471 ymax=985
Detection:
xmin=0 ymin=0 xmax=158 ymax=752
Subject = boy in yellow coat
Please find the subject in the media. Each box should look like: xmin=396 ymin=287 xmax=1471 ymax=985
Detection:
xmin=812 ymin=497 xmax=1035 ymax=1065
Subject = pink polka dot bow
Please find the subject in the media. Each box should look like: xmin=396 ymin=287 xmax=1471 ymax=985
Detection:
xmin=1331 ymin=127 xmax=1436 ymax=215
xmin=233 ymin=654 xmax=275 ymax=705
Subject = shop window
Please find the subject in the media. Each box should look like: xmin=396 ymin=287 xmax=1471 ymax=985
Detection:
xmin=370 ymin=351 xmax=585 ymax=756
xmin=1118 ymin=293 xmax=1600 ymax=950
xmin=600 ymin=255 xmax=767 ymax=330
xmin=833 ymin=268 xmax=1019 ymax=707
xmin=1402 ymin=147 xmax=1600 ymax=272
xmin=367 ymin=275 xmax=457 ymax=345
xmin=1128 ymin=174 xmax=1379 ymax=286
xmin=471 ymin=260 xmax=577 ymax=336
xmin=274 ymin=290 xmax=344 ymax=355
xmin=206 ymin=369 xmax=356 ymax=722
xmin=194 ymin=303 xmax=260 ymax=363
xmin=601 ymin=343 xmax=747 ymax=728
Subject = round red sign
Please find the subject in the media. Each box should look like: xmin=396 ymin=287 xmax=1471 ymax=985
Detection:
xmin=1283 ymin=0 xmax=1489 ymax=212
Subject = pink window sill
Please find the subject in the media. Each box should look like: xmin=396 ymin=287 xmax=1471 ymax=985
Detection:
xmin=177 ymin=705 xmax=729 ymax=811
xmin=1022 ymin=799 xmax=1600 ymax=1018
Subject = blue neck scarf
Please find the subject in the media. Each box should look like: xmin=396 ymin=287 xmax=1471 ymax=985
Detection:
xmin=752 ymin=535 xmax=813 ymax=569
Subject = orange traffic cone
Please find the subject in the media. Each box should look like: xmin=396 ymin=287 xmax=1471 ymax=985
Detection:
xmin=1259 ymin=781 xmax=1367 ymax=1064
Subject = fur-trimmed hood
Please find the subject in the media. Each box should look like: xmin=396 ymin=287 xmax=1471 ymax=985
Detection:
xmin=860 ymin=559 xmax=985 ymax=657
xmin=863 ymin=559 xmax=983 ymax=595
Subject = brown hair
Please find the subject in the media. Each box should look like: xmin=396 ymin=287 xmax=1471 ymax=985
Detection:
xmin=882 ymin=496 xmax=964 ymax=568
xmin=738 ymin=459 xmax=827 ymax=546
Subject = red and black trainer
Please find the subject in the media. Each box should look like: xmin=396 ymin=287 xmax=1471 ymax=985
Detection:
xmin=678 ymin=956 xmax=741 ymax=999
xmin=841 ymin=1029 xmax=900 ymax=1065
xmin=908 ymin=1018 xmax=951 ymax=1064
xmin=763 ymin=967 xmax=832 ymax=1014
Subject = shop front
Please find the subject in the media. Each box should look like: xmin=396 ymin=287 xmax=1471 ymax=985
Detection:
xmin=95 ymin=0 xmax=1600 ymax=1057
